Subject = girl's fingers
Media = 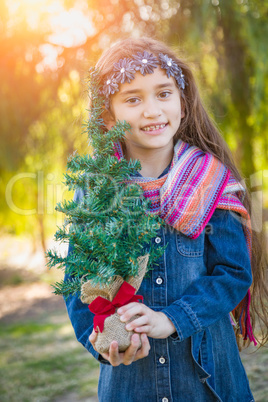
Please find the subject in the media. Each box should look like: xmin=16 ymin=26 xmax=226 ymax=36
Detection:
xmin=100 ymin=351 xmax=110 ymax=361
xmin=94 ymin=333 xmax=149 ymax=366
xmin=89 ymin=313 xmax=151 ymax=365
xmin=90 ymin=331 xmax=121 ymax=365
xmin=125 ymin=315 xmax=148 ymax=331
xmin=134 ymin=333 xmax=150 ymax=360
xmin=107 ymin=334 xmax=141 ymax=366
xmin=122 ymin=333 xmax=141 ymax=365
xmin=117 ymin=302 xmax=141 ymax=315
xmin=89 ymin=329 xmax=98 ymax=345
xmin=134 ymin=325 xmax=151 ymax=333
xmin=108 ymin=341 xmax=121 ymax=366
xmin=120 ymin=304 xmax=146 ymax=323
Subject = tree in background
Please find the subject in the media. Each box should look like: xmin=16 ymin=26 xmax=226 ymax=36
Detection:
xmin=164 ymin=0 xmax=268 ymax=179
xmin=0 ymin=0 xmax=88 ymax=249
xmin=1 ymin=0 xmax=267 ymax=249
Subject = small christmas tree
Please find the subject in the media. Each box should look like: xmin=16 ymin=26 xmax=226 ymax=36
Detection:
xmin=46 ymin=69 xmax=163 ymax=299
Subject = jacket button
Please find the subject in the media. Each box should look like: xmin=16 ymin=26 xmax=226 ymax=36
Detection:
xmin=162 ymin=398 xmax=168 ymax=402
xmin=156 ymin=277 xmax=163 ymax=285
xmin=159 ymin=356 xmax=166 ymax=364
xmin=155 ymin=237 xmax=161 ymax=244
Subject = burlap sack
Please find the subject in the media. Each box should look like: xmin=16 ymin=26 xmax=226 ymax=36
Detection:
xmin=81 ymin=254 xmax=149 ymax=353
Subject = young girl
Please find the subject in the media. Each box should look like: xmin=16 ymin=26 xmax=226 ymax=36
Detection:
xmin=65 ymin=37 xmax=267 ymax=401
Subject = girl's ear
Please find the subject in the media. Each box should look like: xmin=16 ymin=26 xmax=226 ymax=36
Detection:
xmin=102 ymin=109 xmax=116 ymax=130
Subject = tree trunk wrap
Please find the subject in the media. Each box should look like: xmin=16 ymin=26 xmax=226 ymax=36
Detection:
xmin=80 ymin=254 xmax=149 ymax=353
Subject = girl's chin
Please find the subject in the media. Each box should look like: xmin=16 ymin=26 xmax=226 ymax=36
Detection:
xmin=138 ymin=141 xmax=174 ymax=151
xmin=125 ymin=136 xmax=174 ymax=151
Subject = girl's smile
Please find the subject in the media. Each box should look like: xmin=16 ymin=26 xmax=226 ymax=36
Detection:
xmin=140 ymin=122 xmax=168 ymax=134
xmin=106 ymin=67 xmax=184 ymax=158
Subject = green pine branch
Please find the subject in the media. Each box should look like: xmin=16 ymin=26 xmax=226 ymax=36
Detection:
xmin=46 ymin=67 xmax=164 ymax=297
xmin=52 ymin=277 xmax=82 ymax=297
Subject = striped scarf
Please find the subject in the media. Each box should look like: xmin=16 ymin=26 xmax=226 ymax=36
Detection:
xmin=114 ymin=139 xmax=256 ymax=345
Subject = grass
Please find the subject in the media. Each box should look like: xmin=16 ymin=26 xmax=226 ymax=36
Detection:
xmin=0 ymin=266 xmax=267 ymax=401
xmin=1 ymin=316 xmax=267 ymax=402
xmin=241 ymin=345 xmax=268 ymax=402
xmin=0 ymin=314 xmax=99 ymax=402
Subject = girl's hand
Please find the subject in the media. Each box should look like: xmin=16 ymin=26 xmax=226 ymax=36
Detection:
xmin=117 ymin=303 xmax=176 ymax=339
xmin=89 ymin=329 xmax=150 ymax=367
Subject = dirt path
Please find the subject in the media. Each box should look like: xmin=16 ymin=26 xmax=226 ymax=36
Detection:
xmin=0 ymin=282 xmax=66 ymax=323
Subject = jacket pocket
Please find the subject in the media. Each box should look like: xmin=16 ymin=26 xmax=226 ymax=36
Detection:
xmin=176 ymin=231 xmax=204 ymax=257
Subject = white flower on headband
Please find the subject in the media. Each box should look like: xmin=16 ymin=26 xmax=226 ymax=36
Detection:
xmin=159 ymin=53 xmax=180 ymax=78
xmin=159 ymin=53 xmax=185 ymax=90
xmin=113 ymin=58 xmax=136 ymax=84
xmin=175 ymin=73 xmax=185 ymax=90
xmin=132 ymin=51 xmax=159 ymax=75
xmin=102 ymin=75 xmax=119 ymax=97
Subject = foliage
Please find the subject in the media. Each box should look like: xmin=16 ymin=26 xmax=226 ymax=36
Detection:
xmin=164 ymin=0 xmax=268 ymax=178
xmin=0 ymin=1 xmax=88 ymax=243
xmin=46 ymin=70 xmax=163 ymax=296
xmin=1 ymin=0 xmax=267 ymax=245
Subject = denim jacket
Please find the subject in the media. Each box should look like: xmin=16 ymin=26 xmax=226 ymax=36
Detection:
xmin=65 ymin=186 xmax=254 ymax=402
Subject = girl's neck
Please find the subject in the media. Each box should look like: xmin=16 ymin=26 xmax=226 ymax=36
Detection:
xmin=125 ymin=145 xmax=174 ymax=178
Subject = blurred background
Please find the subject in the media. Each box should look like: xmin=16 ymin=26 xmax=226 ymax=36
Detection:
xmin=0 ymin=0 xmax=267 ymax=401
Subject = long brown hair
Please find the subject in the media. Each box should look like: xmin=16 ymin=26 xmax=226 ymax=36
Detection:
xmin=95 ymin=37 xmax=268 ymax=348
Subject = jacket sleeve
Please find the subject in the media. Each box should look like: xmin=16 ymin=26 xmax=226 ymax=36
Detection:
xmin=161 ymin=208 xmax=252 ymax=342
xmin=64 ymin=188 xmax=110 ymax=364
xmin=64 ymin=278 xmax=100 ymax=359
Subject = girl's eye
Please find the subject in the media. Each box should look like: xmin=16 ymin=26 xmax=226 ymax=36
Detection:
xmin=126 ymin=97 xmax=140 ymax=104
xmin=158 ymin=91 xmax=171 ymax=99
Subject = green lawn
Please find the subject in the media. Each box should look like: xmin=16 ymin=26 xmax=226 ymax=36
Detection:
xmin=241 ymin=344 xmax=268 ymax=402
xmin=0 ymin=287 xmax=267 ymax=401
xmin=0 ymin=313 xmax=99 ymax=402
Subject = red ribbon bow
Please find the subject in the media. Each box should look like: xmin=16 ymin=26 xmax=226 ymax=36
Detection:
xmin=88 ymin=281 xmax=144 ymax=333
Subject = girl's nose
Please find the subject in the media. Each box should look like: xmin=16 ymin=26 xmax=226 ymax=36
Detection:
xmin=143 ymin=99 xmax=162 ymax=119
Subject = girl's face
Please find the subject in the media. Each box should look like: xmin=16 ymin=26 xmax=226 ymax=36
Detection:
xmin=106 ymin=67 xmax=185 ymax=155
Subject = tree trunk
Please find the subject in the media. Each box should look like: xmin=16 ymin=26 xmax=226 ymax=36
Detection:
xmin=218 ymin=0 xmax=255 ymax=178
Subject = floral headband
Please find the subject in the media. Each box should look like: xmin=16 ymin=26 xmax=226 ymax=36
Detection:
xmin=101 ymin=51 xmax=186 ymax=106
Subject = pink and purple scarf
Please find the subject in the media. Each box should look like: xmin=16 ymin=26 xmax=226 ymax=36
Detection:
xmin=114 ymin=139 xmax=256 ymax=345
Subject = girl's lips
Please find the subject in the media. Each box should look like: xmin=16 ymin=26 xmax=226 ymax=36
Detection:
xmin=140 ymin=123 xmax=168 ymax=134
